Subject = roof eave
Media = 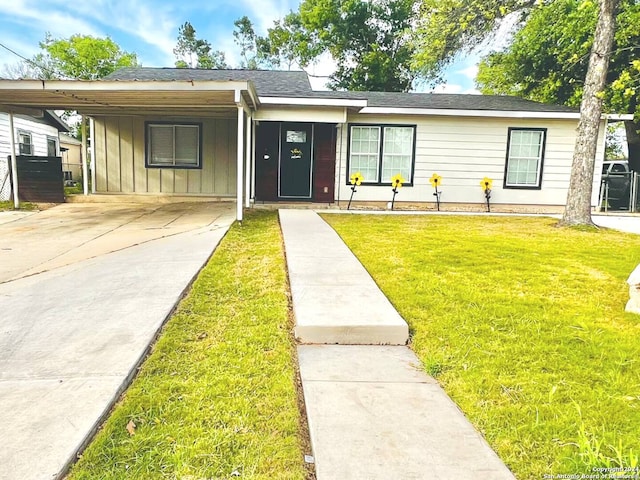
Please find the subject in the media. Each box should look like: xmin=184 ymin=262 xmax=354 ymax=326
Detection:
xmin=358 ymin=106 xmax=582 ymax=119
xmin=259 ymin=96 xmax=368 ymax=108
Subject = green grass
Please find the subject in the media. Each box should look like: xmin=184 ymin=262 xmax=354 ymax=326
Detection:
xmin=0 ymin=200 xmax=38 ymax=211
xmin=68 ymin=211 xmax=308 ymax=480
xmin=64 ymin=184 xmax=84 ymax=196
xmin=323 ymin=214 xmax=640 ymax=480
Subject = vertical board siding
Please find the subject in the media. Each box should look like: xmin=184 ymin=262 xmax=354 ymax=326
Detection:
xmin=201 ymin=119 xmax=215 ymax=193
xmin=132 ymin=119 xmax=146 ymax=192
xmin=336 ymin=114 xmax=606 ymax=206
xmin=93 ymin=116 xmax=237 ymax=195
xmin=119 ymin=117 xmax=134 ymax=192
xmin=214 ymin=119 xmax=230 ymax=194
xmin=94 ymin=119 xmax=108 ymax=192
xmin=105 ymin=117 xmax=121 ymax=192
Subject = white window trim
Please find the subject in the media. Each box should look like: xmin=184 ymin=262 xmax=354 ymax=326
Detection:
xmin=145 ymin=122 xmax=202 ymax=169
xmin=46 ymin=135 xmax=59 ymax=157
xmin=18 ymin=130 xmax=33 ymax=156
xmin=347 ymin=124 xmax=416 ymax=186
xmin=503 ymin=127 xmax=546 ymax=190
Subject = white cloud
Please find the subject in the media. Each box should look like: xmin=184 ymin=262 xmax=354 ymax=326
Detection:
xmin=457 ymin=64 xmax=479 ymax=80
xmin=306 ymin=52 xmax=336 ymax=90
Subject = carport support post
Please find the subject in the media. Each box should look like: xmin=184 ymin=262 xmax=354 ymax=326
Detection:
xmin=245 ymin=113 xmax=252 ymax=209
xmin=89 ymin=117 xmax=96 ymax=194
xmin=8 ymin=111 xmax=19 ymax=209
xmin=236 ymin=105 xmax=244 ymax=222
xmin=81 ymin=117 xmax=89 ymax=195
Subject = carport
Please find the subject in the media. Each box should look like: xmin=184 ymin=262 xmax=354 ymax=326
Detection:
xmin=0 ymin=78 xmax=259 ymax=221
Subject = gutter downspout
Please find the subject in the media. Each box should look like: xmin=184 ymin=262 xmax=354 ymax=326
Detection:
xmin=8 ymin=111 xmax=19 ymax=209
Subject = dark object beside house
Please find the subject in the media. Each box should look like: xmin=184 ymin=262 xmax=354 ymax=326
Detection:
xmin=601 ymin=160 xmax=631 ymax=210
xmin=8 ymin=155 xmax=64 ymax=203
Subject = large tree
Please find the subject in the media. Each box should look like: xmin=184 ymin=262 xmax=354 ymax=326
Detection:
xmin=267 ymin=0 xmax=418 ymax=91
xmin=233 ymin=16 xmax=274 ymax=70
xmin=476 ymin=0 xmax=640 ymax=171
xmin=173 ymin=22 xmax=228 ymax=69
xmin=34 ymin=33 xmax=139 ymax=80
xmin=412 ymin=0 xmax=621 ymax=226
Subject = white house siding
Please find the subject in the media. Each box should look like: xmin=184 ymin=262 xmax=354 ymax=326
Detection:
xmin=93 ymin=116 xmax=237 ymax=196
xmin=0 ymin=113 xmax=60 ymax=201
xmin=335 ymin=114 xmax=607 ymax=208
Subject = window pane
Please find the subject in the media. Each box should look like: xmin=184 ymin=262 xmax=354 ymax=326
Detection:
xmin=382 ymin=127 xmax=413 ymax=183
xmin=349 ymin=126 xmax=381 ymax=182
xmin=286 ymin=130 xmax=306 ymax=143
xmin=47 ymin=138 xmax=57 ymax=156
xmin=149 ymin=126 xmax=174 ymax=164
xmin=506 ymin=129 xmax=544 ymax=186
xmin=175 ymin=126 xmax=199 ymax=165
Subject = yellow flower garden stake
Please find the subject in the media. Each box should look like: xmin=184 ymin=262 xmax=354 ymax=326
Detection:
xmin=347 ymin=172 xmax=363 ymax=210
xmin=481 ymin=177 xmax=493 ymax=212
xmin=429 ymin=173 xmax=442 ymax=211
xmin=390 ymin=173 xmax=405 ymax=210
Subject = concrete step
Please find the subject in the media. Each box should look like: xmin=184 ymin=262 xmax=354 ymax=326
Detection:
xmin=279 ymin=209 xmax=408 ymax=345
xmin=298 ymin=345 xmax=516 ymax=480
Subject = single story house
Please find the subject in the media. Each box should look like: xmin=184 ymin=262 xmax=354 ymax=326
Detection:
xmin=0 ymin=110 xmax=68 ymax=200
xmin=59 ymin=132 xmax=83 ymax=183
xmin=0 ymin=68 xmax=631 ymax=218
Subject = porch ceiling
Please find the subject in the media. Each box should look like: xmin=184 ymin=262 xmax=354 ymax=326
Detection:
xmin=0 ymin=79 xmax=258 ymax=116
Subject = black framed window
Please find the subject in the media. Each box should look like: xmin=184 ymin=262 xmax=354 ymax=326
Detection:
xmin=18 ymin=130 xmax=33 ymax=156
xmin=146 ymin=122 xmax=202 ymax=169
xmin=504 ymin=128 xmax=546 ymax=189
xmin=46 ymin=136 xmax=58 ymax=156
xmin=347 ymin=124 xmax=415 ymax=185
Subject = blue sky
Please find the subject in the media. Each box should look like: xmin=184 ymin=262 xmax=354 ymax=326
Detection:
xmin=0 ymin=0 xmax=480 ymax=93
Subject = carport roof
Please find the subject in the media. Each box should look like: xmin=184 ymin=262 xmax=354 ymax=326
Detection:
xmin=0 ymin=75 xmax=260 ymax=116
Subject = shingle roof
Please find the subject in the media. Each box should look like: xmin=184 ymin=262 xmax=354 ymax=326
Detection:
xmin=104 ymin=68 xmax=578 ymax=114
xmin=281 ymin=90 xmax=579 ymax=113
xmin=104 ymin=67 xmax=313 ymax=96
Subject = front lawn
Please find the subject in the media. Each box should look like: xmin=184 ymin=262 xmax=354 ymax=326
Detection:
xmin=68 ymin=211 xmax=309 ymax=479
xmin=323 ymin=214 xmax=640 ymax=480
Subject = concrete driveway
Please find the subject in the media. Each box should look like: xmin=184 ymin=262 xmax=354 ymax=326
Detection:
xmin=0 ymin=202 xmax=235 ymax=480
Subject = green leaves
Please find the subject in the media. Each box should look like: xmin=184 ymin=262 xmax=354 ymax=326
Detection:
xmin=36 ymin=33 xmax=139 ymax=80
xmin=173 ymin=22 xmax=228 ymax=69
xmin=268 ymin=0 xmax=417 ymax=91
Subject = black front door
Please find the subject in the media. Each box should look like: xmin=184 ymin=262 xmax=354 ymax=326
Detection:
xmin=279 ymin=123 xmax=313 ymax=198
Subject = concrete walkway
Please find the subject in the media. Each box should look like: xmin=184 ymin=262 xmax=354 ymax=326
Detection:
xmin=0 ymin=204 xmax=234 ymax=480
xmin=279 ymin=209 xmax=515 ymax=480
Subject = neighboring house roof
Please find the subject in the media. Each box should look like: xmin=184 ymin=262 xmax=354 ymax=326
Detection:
xmin=13 ymin=110 xmax=70 ymax=133
xmin=104 ymin=67 xmax=313 ymax=97
xmin=59 ymin=132 xmax=81 ymax=145
xmin=103 ymin=67 xmax=578 ymax=114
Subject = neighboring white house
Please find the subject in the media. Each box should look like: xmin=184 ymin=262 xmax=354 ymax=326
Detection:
xmin=0 ymin=111 xmax=68 ymax=200
xmin=0 ymin=69 xmax=632 ymax=217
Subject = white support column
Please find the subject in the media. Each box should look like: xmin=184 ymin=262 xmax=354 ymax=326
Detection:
xmin=89 ymin=117 xmax=96 ymax=193
xmin=236 ymin=106 xmax=244 ymax=222
xmin=8 ymin=112 xmax=19 ymax=209
xmin=81 ymin=117 xmax=89 ymax=195
xmin=250 ymin=120 xmax=256 ymax=202
xmin=245 ymin=113 xmax=252 ymax=208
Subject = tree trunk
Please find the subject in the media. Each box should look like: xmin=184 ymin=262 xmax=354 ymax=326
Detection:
xmin=560 ymin=0 xmax=619 ymax=226
xmin=625 ymin=119 xmax=640 ymax=172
